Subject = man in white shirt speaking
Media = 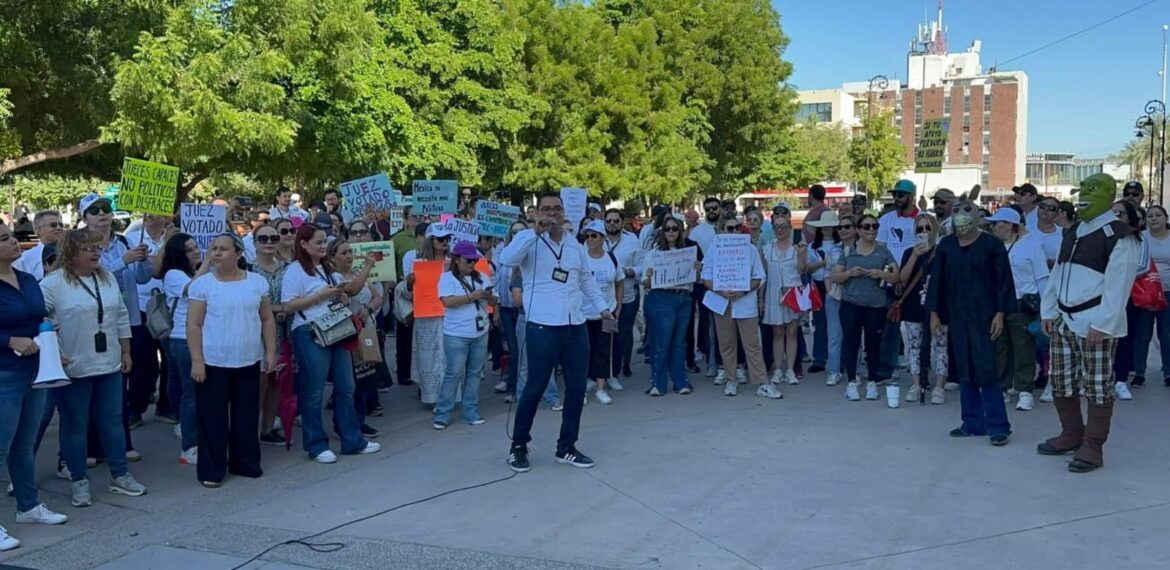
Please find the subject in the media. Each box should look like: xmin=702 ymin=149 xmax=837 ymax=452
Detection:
xmin=500 ymin=191 xmax=614 ymax=473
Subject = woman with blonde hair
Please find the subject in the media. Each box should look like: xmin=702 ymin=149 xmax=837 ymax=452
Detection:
xmin=897 ymin=214 xmax=948 ymax=405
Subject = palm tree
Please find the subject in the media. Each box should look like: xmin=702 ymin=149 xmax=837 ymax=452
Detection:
xmin=1114 ymin=116 xmax=1166 ymax=189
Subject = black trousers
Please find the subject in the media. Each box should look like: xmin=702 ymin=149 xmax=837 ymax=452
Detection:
xmin=395 ymin=318 xmax=414 ymax=384
xmin=128 ymin=317 xmax=170 ymax=417
xmin=585 ymin=319 xmax=613 ymax=380
xmin=840 ymin=302 xmax=886 ymax=383
xmin=195 ymin=363 xmax=262 ymax=483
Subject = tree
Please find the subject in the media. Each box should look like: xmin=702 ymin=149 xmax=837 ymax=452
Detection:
xmin=1113 ymin=116 xmax=1166 ymax=191
xmin=849 ymin=111 xmax=906 ymax=199
xmin=752 ymin=121 xmax=852 ymax=190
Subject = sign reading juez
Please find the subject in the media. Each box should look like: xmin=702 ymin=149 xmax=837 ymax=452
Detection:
xmin=340 ymin=173 xmax=396 ymax=221
xmin=413 ymin=180 xmax=458 ymax=216
xmin=711 ymin=234 xmax=752 ymax=291
xmin=474 ymin=200 xmax=522 ymax=238
xmin=180 ymin=203 xmax=228 ymax=253
xmin=649 ymin=246 xmax=697 ymax=289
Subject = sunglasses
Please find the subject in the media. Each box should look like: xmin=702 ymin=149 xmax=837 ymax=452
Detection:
xmin=256 ymin=235 xmax=280 ymax=244
xmin=1037 ymin=204 xmax=1058 ymax=212
xmin=859 ymin=223 xmax=879 ymax=231
xmin=350 ymin=229 xmax=369 ymax=236
xmin=435 ymin=236 xmax=452 ymax=243
xmin=584 ymin=233 xmax=603 ymax=239
xmin=663 ymin=226 xmax=681 ymax=233
xmin=704 ymin=206 xmax=720 ymax=212
xmin=1124 ymin=191 xmax=1142 ymax=197
xmin=723 ymin=226 xmax=740 ymax=232
xmin=605 ymin=218 xmax=621 ymax=224
xmin=839 ymin=224 xmax=854 ymax=230
xmin=85 ymin=205 xmax=112 ymax=216
xmin=279 ymin=228 xmax=296 ymax=236
xmin=915 ymin=226 xmax=931 ymax=233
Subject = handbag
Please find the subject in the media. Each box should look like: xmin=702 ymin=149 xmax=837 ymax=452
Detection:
xmin=1132 ymin=260 xmax=1169 ymax=311
xmin=354 ymin=318 xmax=383 ymax=365
xmin=394 ymin=280 xmax=415 ymax=327
xmin=301 ymin=272 xmax=358 ymax=347
xmin=144 ymin=288 xmax=179 ymax=340
xmin=1019 ymin=293 xmax=1042 ymax=315
xmin=887 ymin=254 xmax=930 ymax=323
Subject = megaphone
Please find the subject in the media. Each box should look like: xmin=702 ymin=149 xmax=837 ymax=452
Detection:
xmin=32 ymin=322 xmax=71 ymax=390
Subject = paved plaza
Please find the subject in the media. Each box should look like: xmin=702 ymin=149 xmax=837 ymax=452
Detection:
xmin=3 ymin=335 xmax=1170 ymax=570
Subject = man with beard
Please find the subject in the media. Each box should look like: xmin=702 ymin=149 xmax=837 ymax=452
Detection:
xmin=876 ymin=180 xmax=920 ymax=382
xmin=604 ymin=208 xmax=643 ymax=380
xmin=931 ymin=188 xmax=956 ymax=237
xmin=1013 ymin=183 xmax=1041 ymax=231
xmin=689 ymin=197 xmax=722 ymax=375
xmin=1121 ymin=181 xmax=1144 ymax=208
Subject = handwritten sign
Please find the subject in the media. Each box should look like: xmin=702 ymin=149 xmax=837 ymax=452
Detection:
xmin=649 ymin=246 xmax=697 ymax=289
xmin=179 ymin=203 xmax=228 ymax=252
xmin=915 ymin=118 xmax=950 ymax=174
xmin=560 ymin=187 xmax=587 ymax=230
xmin=413 ymin=180 xmax=458 ymax=216
xmin=711 ymin=234 xmax=752 ymax=291
xmin=119 ymin=157 xmax=179 ymax=215
xmin=445 ymin=218 xmax=480 ymax=248
xmin=340 ymin=173 xmax=396 ymax=220
xmin=474 ymin=200 xmax=521 ymax=238
xmin=413 ymin=260 xmax=445 ymax=318
xmin=350 ymin=241 xmax=397 ymax=282
xmin=389 ymin=193 xmax=409 ymax=235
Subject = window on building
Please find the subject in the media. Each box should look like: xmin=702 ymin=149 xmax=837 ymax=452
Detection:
xmin=796 ymin=102 xmax=833 ymax=123
xmin=984 ymin=93 xmax=992 ymax=109
xmin=963 ymin=94 xmax=971 ymax=113
xmin=944 ymin=96 xmax=951 ymax=115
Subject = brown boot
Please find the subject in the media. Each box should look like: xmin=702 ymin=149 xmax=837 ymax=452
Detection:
xmin=1036 ymin=396 xmax=1083 ymax=455
xmin=1069 ymin=401 xmax=1113 ymax=473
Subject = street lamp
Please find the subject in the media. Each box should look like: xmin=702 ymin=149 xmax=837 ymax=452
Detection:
xmin=864 ymin=74 xmax=890 ymax=197
xmin=1143 ymin=99 xmax=1167 ymax=206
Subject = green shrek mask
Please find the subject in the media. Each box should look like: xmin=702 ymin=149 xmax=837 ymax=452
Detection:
xmin=1075 ymin=173 xmax=1117 ymax=222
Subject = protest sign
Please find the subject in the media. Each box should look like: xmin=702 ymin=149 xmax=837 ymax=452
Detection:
xmin=412 ymin=260 xmax=446 ymax=318
xmin=180 ymin=203 xmax=228 ymax=252
xmin=413 ymin=180 xmax=458 ymax=216
xmin=445 ymin=218 xmax=480 ymax=248
xmin=914 ymin=118 xmax=950 ymax=174
xmin=649 ymin=246 xmax=697 ymax=289
xmin=119 ymin=157 xmax=179 ymax=216
xmin=474 ymin=200 xmax=522 ymax=238
xmin=389 ymin=193 xmax=410 ymax=235
xmin=560 ymin=187 xmax=587 ymax=230
xmin=350 ymin=241 xmax=397 ymax=282
xmin=340 ymin=173 xmax=396 ymax=220
xmin=711 ymin=234 xmax=752 ymax=291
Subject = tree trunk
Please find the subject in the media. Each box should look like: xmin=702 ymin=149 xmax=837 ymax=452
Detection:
xmin=0 ymin=139 xmax=105 ymax=177
xmin=176 ymin=173 xmax=208 ymax=205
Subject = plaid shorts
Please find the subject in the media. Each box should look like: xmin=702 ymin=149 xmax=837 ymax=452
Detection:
xmin=1049 ymin=317 xmax=1118 ymax=404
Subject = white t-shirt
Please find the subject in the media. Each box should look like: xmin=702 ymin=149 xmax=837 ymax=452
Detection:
xmin=188 ymin=272 xmax=269 ymax=368
xmin=438 ymin=271 xmax=490 ymax=338
xmin=1035 ymin=226 xmax=1063 ymax=263
xmin=402 ymin=250 xmax=418 ymax=277
xmin=163 ymin=270 xmax=193 ymax=340
xmin=1005 ymin=234 xmax=1050 ymax=298
xmin=126 ymin=230 xmax=166 ymax=313
xmin=877 ymin=210 xmax=918 ymax=268
xmin=281 ymin=263 xmax=344 ymax=330
xmin=1145 ymin=230 xmax=1170 ymax=291
xmin=584 ymin=252 xmax=622 ymax=318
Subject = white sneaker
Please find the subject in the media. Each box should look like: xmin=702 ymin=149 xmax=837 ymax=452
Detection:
xmin=359 ymin=442 xmax=382 ymax=454
xmin=648 ymin=386 xmax=662 ymax=397
xmin=313 ymin=450 xmax=339 ymax=464
xmin=723 ymin=380 xmax=737 ymax=396
xmin=0 ymin=525 xmax=19 ymax=551
xmin=125 ymin=450 xmax=142 ymax=462
xmin=930 ymin=387 xmax=946 ymax=405
xmin=15 ymin=504 xmax=67 ymax=525
xmin=845 ymin=381 xmax=861 ymax=401
xmin=1007 ymin=387 xmax=1019 ymax=396
xmin=714 ymin=369 xmax=727 ymax=385
xmin=608 ymin=377 xmax=624 ymax=391
xmin=905 ymin=385 xmax=923 ymax=403
xmin=735 ymin=368 xmax=748 ymax=384
xmin=55 ymin=463 xmax=71 ymax=481
xmin=595 ymin=390 xmax=613 ymax=405
xmin=944 ymin=382 xmax=959 ymax=391
xmin=756 ymin=384 xmax=783 ymax=399
xmin=1016 ymin=392 xmax=1035 ymax=411
xmin=768 ymin=369 xmax=783 ymax=384
xmin=826 ymin=372 xmax=841 ymax=386
xmin=705 ymin=363 xmax=718 ymax=377
xmin=494 ymin=381 xmax=507 ymax=393
xmin=1039 ymin=384 xmax=1054 ymax=403
xmin=178 ymin=448 xmax=198 ymax=465
xmin=109 ymin=474 xmax=146 ymax=497
xmin=173 ymin=424 xmax=182 ymax=440
xmin=1003 ymin=391 xmax=1012 ymax=405
xmin=865 ymin=381 xmax=879 ymax=400
xmin=784 ymin=369 xmax=799 ymax=385
xmin=5 ymin=483 xmax=11 ymax=496
xmin=1116 ymin=382 xmax=1134 ymax=400
xmin=273 ymin=416 xmax=283 ymax=431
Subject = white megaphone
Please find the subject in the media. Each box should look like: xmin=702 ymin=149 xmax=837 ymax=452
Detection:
xmin=32 ymin=322 xmax=71 ymax=389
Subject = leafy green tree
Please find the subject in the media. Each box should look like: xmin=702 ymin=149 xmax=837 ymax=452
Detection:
xmin=0 ymin=175 xmax=109 ymax=211
xmin=849 ymin=111 xmax=906 ymax=199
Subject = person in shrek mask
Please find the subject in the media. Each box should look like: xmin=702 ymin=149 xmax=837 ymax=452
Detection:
xmin=1037 ymin=174 xmax=1140 ymax=473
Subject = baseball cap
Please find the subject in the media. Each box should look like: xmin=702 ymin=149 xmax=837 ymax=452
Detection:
xmin=588 ymin=202 xmax=602 ymax=212
xmin=1123 ymin=181 xmax=1144 ymax=194
xmin=79 ymin=193 xmax=111 ymax=213
xmin=313 ymin=212 xmax=333 ymax=232
xmin=932 ymin=188 xmax=956 ymax=201
xmin=985 ymin=208 xmax=1022 ymax=225
xmin=890 ymin=179 xmax=917 ymax=195
xmin=582 ymin=220 xmax=605 ymax=235
xmin=450 ymin=240 xmax=481 ymax=260
xmin=426 ymin=223 xmax=454 ymax=239
xmin=1015 ymin=183 xmax=1038 ymax=195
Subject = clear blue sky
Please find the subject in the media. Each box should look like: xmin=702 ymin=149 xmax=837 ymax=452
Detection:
xmin=777 ymin=0 xmax=1168 ymax=157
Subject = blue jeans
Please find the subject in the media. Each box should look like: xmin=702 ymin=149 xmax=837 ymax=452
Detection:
xmin=826 ymin=297 xmax=843 ymax=374
xmin=512 ymin=322 xmax=587 ymax=452
xmin=811 ymin=281 xmax=827 ymax=367
xmin=0 ymin=371 xmax=47 ymax=511
xmin=959 ymin=380 xmax=1011 ymax=437
xmin=514 ymin=312 xmax=559 ymax=406
xmin=1132 ymin=304 xmax=1170 ymax=378
xmin=167 ymin=338 xmax=198 ymax=451
xmin=291 ymin=326 xmax=367 ymax=457
xmin=645 ymin=290 xmax=692 ymax=392
xmin=613 ymin=294 xmax=640 ymax=374
xmin=54 ymin=371 xmax=129 ymax=481
xmin=435 ymin=334 xmax=487 ymax=424
xmin=500 ymin=307 xmax=521 ymax=394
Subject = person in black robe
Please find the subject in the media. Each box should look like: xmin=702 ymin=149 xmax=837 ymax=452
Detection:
xmin=925 ymin=200 xmax=1018 ymax=445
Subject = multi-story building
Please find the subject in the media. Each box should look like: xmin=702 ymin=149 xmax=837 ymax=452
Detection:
xmin=1024 ymin=153 xmax=1131 ymax=199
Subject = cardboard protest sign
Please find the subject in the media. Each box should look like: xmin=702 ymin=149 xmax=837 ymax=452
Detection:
xmin=412 ymin=180 xmax=458 ymax=216
xmin=445 ymin=218 xmax=480 ymax=248
xmin=915 ymin=118 xmax=950 ymax=174
xmin=340 ymin=173 xmax=396 ymax=220
xmin=179 ymin=203 xmax=228 ymax=252
xmin=389 ymin=192 xmax=409 ymax=235
xmin=350 ymin=241 xmax=397 ymax=282
xmin=119 ymin=158 xmax=179 ymax=216
xmin=412 ymin=260 xmax=446 ymax=318
xmin=711 ymin=234 xmax=752 ymax=291
xmin=474 ymin=200 xmax=521 ymax=238
xmin=649 ymin=246 xmax=697 ymax=289
xmin=560 ymin=187 xmax=587 ymax=230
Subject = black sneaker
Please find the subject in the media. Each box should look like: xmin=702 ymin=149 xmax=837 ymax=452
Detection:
xmin=808 ymin=364 xmax=826 ymax=374
xmin=622 ymin=366 xmax=632 ymax=378
xmin=259 ymin=431 xmax=285 ymax=446
xmin=554 ymin=447 xmax=595 ymax=468
xmin=990 ymin=434 xmax=1010 ymax=446
xmin=127 ymin=415 xmax=144 ymax=430
xmin=1132 ymin=375 xmax=1146 ymax=388
xmin=368 ymin=405 xmax=385 ymax=417
xmin=507 ymin=446 xmax=530 ymax=473
xmin=360 ymin=424 xmax=380 ymax=438
xmin=686 ymin=362 xmax=700 ymax=373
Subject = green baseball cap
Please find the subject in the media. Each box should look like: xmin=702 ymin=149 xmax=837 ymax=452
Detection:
xmin=890 ymin=179 xmax=917 ymax=195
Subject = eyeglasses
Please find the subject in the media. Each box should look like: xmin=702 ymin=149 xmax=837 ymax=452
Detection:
xmin=839 ymin=224 xmax=854 ymax=230
xmin=1037 ymin=204 xmax=1058 ymax=212
xmin=80 ymin=245 xmax=102 ymax=253
xmin=85 ymin=205 xmax=112 ymax=216
xmin=350 ymin=229 xmax=369 ymax=236
xmin=859 ymin=223 xmax=879 ymax=231
xmin=279 ymin=228 xmax=296 ymax=236
xmin=256 ymin=235 xmax=280 ymax=244
xmin=662 ymin=227 xmax=681 ymax=233
xmin=723 ymin=226 xmax=739 ymax=232
xmin=539 ymin=206 xmax=564 ymax=213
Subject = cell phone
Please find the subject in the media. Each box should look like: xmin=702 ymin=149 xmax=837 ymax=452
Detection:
xmin=602 ymin=319 xmax=619 ymax=334
xmin=371 ymin=251 xmax=384 ymax=262
xmin=916 ymin=233 xmax=929 ymax=247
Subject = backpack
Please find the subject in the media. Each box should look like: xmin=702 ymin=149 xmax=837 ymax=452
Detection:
xmin=144 ymin=288 xmax=179 ymax=340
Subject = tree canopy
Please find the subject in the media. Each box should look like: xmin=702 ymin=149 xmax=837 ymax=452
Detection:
xmin=849 ymin=111 xmax=907 ymax=199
